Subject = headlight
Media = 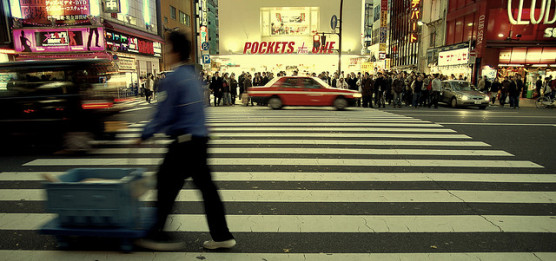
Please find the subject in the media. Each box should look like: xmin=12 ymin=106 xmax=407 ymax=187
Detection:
xmin=462 ymin=95 xmax=470 ymax=101
xmin=484 ymin=96 xmax=490 ymax=101
xmin=353 ymin=93 xmax=362 ymax=98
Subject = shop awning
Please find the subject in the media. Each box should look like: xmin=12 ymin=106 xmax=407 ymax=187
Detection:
xmin=104 ymin=21 xmax=164 ymax=43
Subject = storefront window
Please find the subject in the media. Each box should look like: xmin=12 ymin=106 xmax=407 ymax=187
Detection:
xmin=260 ymin=7 xmax=319 ymax=37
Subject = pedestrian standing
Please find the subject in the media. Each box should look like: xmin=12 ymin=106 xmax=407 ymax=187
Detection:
xmin=361 ymin=72 xmax=373 ymax=108
xmin=230 ymin=73 xmax=238 ymax=105
xmin=135 ymin=31 xmax=235 ymax=251
xmin=508 ymin=76 xmax=520 ymax=108
xmin=535 ymin=76 xmax=543 ymax=98
xmin=211 ymin=72 xmax=223 ymax=106
xmin=145 ymin=73 xmax=155 ymax=103
xmin=500 ymin=76 xmax=510 ymax=107
xmin=392 ymin=73 xmax=404 ymax=108
xmin=411 ymin=75 xmax=424 ymax=108
xmin=244 ymin=74 xmax=254 ymax=106
xmin=430 ymin=74 xmax=442 ymax=109
xmin=222 ymin=73 xmax=231 ymax=106
xmin=490 ymin=78 xmax=501 ymax=104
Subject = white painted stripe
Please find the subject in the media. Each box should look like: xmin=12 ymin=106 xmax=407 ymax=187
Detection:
xmin=1 ymin=213 xmax=555 ymax=233
xmin=438 ymin=122 xmax=556 ymax=127
xmin=2 ymin=189 xmax=555 ymax=203
xmin=209 ymin=123 xmax=444 ymax=127
xmin=90 ymin=139 xmax=491 ymax=146
xmin=0 ymin=251 xmax=554 ymax=261
xmin=119 ymin=127 xmax=456 ymax=133
xmin=120 ymin=107 xmax=151 ymax=113
xmin=2 ymin=172 xmax=556 ymax=183
xmin=117 ymin=133 xmax=470 ymax=139
xmin=23 ymin=158 xmax=542 ymax=168
xmin=89 ymin=148 xmax=512 ymax=156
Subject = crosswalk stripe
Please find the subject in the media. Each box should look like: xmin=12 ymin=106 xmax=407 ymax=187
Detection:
xmin=0 ymin=251 xmax=554 ymax=261
xmin=1 ymin=213 xmax=555 ymax=233
xmin=90 ymin=139 xmax=491 ymax=146
xmin=22 ymin=158 xmax=542 ymax=168
xmin=88 ymin=148 xmax=512 ymax=156
xmin=2 ymin=189 xmax=555 ymax=203
xmin=3 ymin=172 xmax=556 ymax=183
xmin=132 ymin=122 xmax=445 ymax=128
xmin=117 ymin=133 xmax=470 ymax=139
xmin=119 ymin=127 xmax=457 ymax=133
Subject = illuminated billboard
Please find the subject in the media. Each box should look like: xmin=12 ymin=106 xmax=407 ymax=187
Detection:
xmin=13 ymin=27 xmax=105 ymax=53
xmin=19 ymin=0 xmax=90 ymax=22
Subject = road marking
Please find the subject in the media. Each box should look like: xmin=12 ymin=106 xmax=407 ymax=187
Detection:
xmin=22 ymin=158 xmax=541 ymax=168
xmin=88 ymin=148 xmax=512 ymax=156
xmin=438 ymin=122 xmax=556 ymax=126
xmin=2 ymin=189 xmax=555 ymax=203
xmin=0 ymin=251 xmax=554 ymax=261
xmin=120 ymin=107 xmax=151 ymax=113
xmin=117 ymin=133 xmax=470 ymax=139
xmin=0 ymin=213 xmax=555 ymax=233
xmin=120 ymin=127 xmax=457 ymax=133
xmin=3 ymin=172 xmax=556 ymax=183
xmin=131 ymin=122 xmax=444 ymax=127
xmin=90 ymin=139 xmax=491 ymax=146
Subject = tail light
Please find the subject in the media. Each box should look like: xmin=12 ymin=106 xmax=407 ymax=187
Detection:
xmin=82 ymin=101 xmax=114 ymax=110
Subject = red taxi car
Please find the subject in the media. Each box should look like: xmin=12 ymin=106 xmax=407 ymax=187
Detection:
xmin=247 ymin=76 xmax=361 ymax=110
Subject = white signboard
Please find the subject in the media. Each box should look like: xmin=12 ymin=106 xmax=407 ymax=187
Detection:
xmin=438 ymin=48 xmax=469 ymax=66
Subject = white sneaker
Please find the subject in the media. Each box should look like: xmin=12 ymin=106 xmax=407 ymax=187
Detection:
xmin=202 ymin=239 xmax=236 ymax=249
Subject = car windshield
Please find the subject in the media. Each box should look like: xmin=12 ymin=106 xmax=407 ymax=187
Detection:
xmin=450 ymin=82 xmax=475 ymax=91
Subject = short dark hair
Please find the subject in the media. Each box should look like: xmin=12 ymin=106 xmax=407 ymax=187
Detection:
xmin=167 ymin=31 xmax=191 ymax=62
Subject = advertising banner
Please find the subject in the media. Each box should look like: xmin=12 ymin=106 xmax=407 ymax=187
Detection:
xmin=13 ymin=27 xmax=104 ymax=53
xmin=438 ymin=48 xmax=469 ymax=66
xmin=105 ymin=30 xmax=159 ymax=57
xmin=19 ymin=0 xmax=90 ymax=22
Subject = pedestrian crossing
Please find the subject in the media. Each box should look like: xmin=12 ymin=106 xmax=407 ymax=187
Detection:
xmin=0 ymin=107 xmax=555 ymax=260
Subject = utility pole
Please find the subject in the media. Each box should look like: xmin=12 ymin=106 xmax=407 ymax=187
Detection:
xmin=338 ymin=0 xmax=343 ymax=75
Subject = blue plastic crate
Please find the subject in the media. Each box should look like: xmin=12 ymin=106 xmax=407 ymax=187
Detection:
xmin=44 ymin=168 xmax=147 ymax=228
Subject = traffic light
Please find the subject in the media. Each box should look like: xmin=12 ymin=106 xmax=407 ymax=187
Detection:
xmin=313 ymin=34 xmax=320 ymax=50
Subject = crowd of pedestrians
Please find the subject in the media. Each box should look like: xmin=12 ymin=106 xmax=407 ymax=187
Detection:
xmin=200 ymin=69 xmax=556 ymax=108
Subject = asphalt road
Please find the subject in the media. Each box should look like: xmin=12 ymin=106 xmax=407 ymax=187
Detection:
xmin=0 ymin=100 xmax=555 ymax=260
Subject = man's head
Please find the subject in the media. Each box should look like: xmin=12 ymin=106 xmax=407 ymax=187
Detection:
xmin=166 ymin=31 xmax=192 ymax=65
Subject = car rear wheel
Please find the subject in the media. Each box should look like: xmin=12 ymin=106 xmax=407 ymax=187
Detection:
xmin=268 ymin=97 xmax=283 ymax=110
xmin=450 ymin=97 xmax=458 ymax=108
xmin=334 ymin=97 xmax=348 ymax=110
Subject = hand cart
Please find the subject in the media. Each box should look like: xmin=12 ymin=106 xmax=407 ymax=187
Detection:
xmin=38 ymin=168 xmax=155 ymax=252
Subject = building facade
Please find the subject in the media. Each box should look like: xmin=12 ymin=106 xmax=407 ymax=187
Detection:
xmin=389 ymin=0 xmax=422 ymax=70
xmin=9 ymin=0 xmax=164 ymax=88
xmin=216 ymin=0 xmax=367 ymax=75
xmin=445 ymin=0 xmax=556 ymax=88
xmin=207 ymin=0 xmax=219 ymax=55
xmin=160 ymin=0 xmax=194 ymax=71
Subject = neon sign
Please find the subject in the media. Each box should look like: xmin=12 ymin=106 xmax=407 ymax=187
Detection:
xmin=243 ymin=41 xmax=336 ymax=54
xmin=13 ymin=27 xmax=104 ymax=53
xmin=507 ymin=0 xmax=556 ymax=25
xmin=410 ymin=0 xmax=421 ymax=43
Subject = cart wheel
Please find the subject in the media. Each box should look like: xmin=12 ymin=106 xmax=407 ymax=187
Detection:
xmin=56 ymin=236 xmax=69 ymax=249
xmin=120 ymin=239 xmax=133 ymax=253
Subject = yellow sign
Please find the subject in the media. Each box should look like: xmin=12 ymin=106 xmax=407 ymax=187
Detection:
xmin=381 ymin=11 xmax=388 ymax=27
xmin=379 ymin=43 xmax=386 ymax=52
xmin=361 ymin=62 xmax=374 ymax=73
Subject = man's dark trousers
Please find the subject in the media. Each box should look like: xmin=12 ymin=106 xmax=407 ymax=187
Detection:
xmin=153 ymin=137 xmax=234 ymax=241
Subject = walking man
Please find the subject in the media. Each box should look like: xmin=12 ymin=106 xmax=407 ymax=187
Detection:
xmin=135 ymin=31 xmax=235 ymax=251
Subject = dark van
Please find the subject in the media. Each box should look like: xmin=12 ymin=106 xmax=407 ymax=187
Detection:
xmin=0 ymin=59 xmax=126 ymax=151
